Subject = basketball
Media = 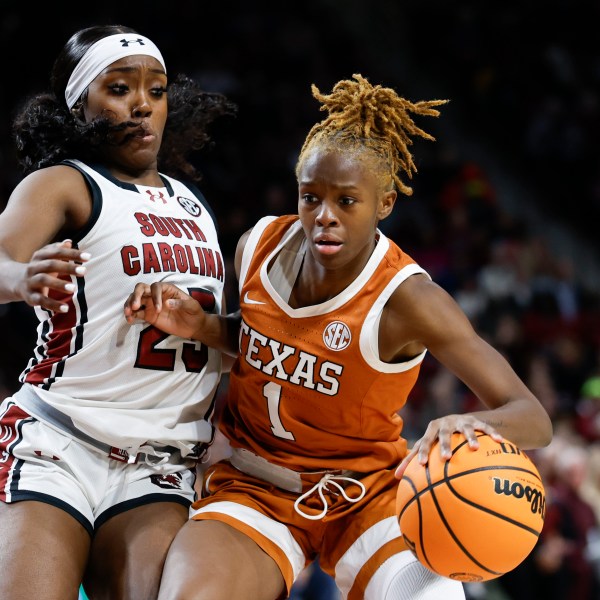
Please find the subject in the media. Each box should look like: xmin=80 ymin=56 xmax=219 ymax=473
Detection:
xmin=395 ymin=432 xmax=546 ymax=582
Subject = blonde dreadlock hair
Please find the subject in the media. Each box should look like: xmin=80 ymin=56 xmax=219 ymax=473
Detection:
xmin=296 ymin=74 xmax=448 ymax=196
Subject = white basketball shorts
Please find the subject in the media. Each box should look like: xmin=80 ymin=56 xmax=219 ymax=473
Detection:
xmin=0 ymin=398 xmax=196 ymax=534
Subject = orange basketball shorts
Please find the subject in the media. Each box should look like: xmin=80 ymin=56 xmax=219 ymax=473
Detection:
xmin=191 ymin=461 xmax=409 ymax=599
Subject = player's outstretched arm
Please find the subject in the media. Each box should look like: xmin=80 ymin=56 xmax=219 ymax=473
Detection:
xmin=386 ymin=275 xmax=552 ymax=478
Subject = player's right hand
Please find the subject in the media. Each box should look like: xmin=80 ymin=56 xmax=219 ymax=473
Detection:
xmin=124 ymin=281 xmax=206 ymax=339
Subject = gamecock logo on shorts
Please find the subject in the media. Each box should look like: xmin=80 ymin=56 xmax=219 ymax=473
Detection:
xmin=150 ymin=473 xmax=183 ymax=490
xmin=323 ymin=321 xmax=352 ymax=351
xmin=177 ymin=196 xmax=202 ymax=217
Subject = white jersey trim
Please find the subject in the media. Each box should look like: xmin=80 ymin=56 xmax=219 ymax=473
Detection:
xmin=359 ymin=263 xmax=430 ymax=373
xmin=259 ymin=222 xmax=391 ymax=318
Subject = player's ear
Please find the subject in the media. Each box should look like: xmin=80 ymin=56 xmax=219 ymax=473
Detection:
xmin=70 ymin=100 xmax=85 ymax=121
xmin=377 ymin=190 xmax=397 ymax=221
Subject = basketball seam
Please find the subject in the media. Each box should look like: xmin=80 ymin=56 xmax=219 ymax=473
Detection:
xmin=427 ymin=465 xmax=503 ymax=576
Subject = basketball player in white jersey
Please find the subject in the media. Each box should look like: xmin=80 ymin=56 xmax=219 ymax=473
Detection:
xmin=124 ymin=75 xmax=553 ymax=599
xmin=0 ymin=24 xmax=235 ymax=600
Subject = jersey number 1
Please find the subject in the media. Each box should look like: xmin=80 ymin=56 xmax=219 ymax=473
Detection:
xmin=263 ymin=381 xmax=296 ymax=440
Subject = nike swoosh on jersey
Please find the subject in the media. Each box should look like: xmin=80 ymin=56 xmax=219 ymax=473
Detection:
xmin=243 ymin=292 xmax=266 ymax=305
xmin=204 ymin=470 xmax=215 ymax=493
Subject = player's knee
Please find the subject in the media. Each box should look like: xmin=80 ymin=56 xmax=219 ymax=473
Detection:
xmin=365 ymin=550 xmax=466 ymax=600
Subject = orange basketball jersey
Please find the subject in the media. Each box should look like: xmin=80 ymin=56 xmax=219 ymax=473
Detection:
xmin=220 ymin=215 xmax=430 ymax=473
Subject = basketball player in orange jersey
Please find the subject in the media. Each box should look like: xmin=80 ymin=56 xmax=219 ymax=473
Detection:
xmin=0 ymin=24 xmax=235 ymax=600
xmin=125 ymin=74 xmax=553 ymax=600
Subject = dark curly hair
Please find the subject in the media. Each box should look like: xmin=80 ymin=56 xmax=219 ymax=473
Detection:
xmin=12 ymin=25 xmax=236 ymax=182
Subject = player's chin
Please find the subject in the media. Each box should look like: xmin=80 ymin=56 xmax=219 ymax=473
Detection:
xmin=115 ymin=147 xmax=159 ymax=171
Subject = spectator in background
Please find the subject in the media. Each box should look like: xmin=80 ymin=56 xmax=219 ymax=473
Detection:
xmin=533 ymin=441 xmax=600 ymax=599
xmin=576 ymin=376 xmax=600 ymax=443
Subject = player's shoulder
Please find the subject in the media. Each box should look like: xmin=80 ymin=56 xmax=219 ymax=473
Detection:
xmin=388 ymin=272 xmax=452 ymax=316
xmin=13 ymin=163 xmax=89 ymax=198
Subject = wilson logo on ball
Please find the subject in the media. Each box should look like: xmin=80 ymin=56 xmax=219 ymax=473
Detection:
xmin=492 ymin=478 xmax=546 ymax=517
xmin=486 ymin=440 xmax=528 ymax=459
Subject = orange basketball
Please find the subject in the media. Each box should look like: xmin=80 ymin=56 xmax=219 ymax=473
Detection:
xmin=395 ymin=432 xmax=545 ymax=583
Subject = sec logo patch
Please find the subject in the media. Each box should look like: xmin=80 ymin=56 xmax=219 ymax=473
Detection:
xmin=177 ymin=196 xmax=202 ymax=216
xmin=323 ymin=321 xmax=351 ymax=351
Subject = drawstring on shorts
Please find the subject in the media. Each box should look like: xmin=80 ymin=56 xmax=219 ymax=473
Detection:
xmin=293 ymin=472 xmax=366 ymax=520
xmin=228 ymin=447 xmax=368 ymax=520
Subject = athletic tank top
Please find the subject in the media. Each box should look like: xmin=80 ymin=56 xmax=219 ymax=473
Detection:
xmin=219 ymin=215 xmax=430 ymax=473
xmin=15 ymin=160 xmax=225 ymax=455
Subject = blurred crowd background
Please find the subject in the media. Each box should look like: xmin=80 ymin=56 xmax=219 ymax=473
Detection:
xmin=1 ymin=2 xmax=599 ymax=598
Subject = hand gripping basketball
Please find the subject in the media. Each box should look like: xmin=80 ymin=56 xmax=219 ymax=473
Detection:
xmin=395 ymin=432 xmax=546 ymax=582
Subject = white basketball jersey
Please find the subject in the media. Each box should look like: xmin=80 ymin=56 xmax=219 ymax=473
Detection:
xmin=15 ymin=160 xmax=225 ymax=455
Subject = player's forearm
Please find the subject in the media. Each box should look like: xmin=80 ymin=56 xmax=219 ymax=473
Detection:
xmin=0 ymin=252 xmax=27 ymax=303
xmin=192 ymin=310 xmax=241 ymax=357
xmin=468 ymin=398 xmax=553 ymax=450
